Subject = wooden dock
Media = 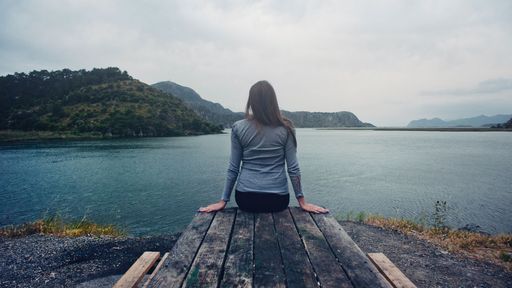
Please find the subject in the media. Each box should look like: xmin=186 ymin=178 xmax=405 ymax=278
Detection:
xmin=115 ymin=207 xmax=415 ymax=288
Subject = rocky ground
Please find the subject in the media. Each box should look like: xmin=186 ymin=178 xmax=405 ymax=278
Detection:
xmin=342 ymin=221 xmax=512 ymax=288
xmin=0 ymin=222 xmax=510 ymax=287
xmin=0 ymin=234 xmax=178 ymax=287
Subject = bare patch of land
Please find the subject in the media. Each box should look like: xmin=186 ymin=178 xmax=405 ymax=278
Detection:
xmin=342 ymin=221 xmax=512 ymax=287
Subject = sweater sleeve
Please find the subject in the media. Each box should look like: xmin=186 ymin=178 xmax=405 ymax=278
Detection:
xmin=221 ymin=128 xmax=243 ymax=202
xmin=285 ymin=130 xmax=303 ymax=198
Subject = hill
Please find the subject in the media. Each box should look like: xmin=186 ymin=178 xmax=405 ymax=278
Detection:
xmin=0 ymin=68 xmax=222 ymax=138
xmin=152 ymin=81 xmax=243 ymax=127
xmin=152 ymin=81 xmax=374 ymax=128
xmin=491 ymin=117 xmax=512 ymax=129
xmin=281 ymin=110 xmax=374 ymax=128
xmin=407 ymin=114 xmax=512 ymax=128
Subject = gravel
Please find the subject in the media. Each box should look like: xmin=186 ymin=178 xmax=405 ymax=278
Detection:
xmin=1 ymin=222 xmax=510 ymax=287
xmin=341 ymin=221 xmax=512 ymax=288
xmin=0 ymin=234 xmax=178 ymax=287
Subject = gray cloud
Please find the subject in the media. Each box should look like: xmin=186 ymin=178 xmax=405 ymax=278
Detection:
xmin=421 ymin=78 xmax=512 ymax=96
xmin=1 ymin=0 xmax=512 ymax=126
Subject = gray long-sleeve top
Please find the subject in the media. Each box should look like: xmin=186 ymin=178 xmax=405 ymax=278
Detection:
xmin=221 ymin=119 xmax=303 ymax=202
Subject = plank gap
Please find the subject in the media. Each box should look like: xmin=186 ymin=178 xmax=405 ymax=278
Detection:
xmin=183 ymin=209 xmax=236 ymax=287
xmin=289 ymin=207 xmax=352 ymax=287
xmin=176 ymin=212 xmax=217 ymax=288
xmin=288 ymin=207 xmax=322 ymax=287
xmin=251 ymin=212 xmax=256 ymax=288
xmin=311 ymin=213 xmax=391 ymax=288
xmin=253 ymin=213 xmax=286 ymax=287
xmin=142 ymin=252 xmax=170 ymax=288
xmin=271 ymin=212 xmax=289 ymax=288
xmin=216 ymin=208 xmax=238 ymax=287
xmin=309 ymin=212 xmax=353 ymax=285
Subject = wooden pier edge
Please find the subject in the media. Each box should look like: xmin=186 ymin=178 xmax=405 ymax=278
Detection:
xmin=118 ymin=208 xmax=417 ymax=288
xmin=113 ymin=251 xmax=160 ymax=288
xmin=142 ymin=252 xmax=170 ymax=288
xmin=368 ymin=252 xmax=417 ymax=288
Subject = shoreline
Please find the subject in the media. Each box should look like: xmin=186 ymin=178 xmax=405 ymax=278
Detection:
xmin=1 ymin=221 xmax=510 ymax=287
xmin=2 ymin=127 xmax=511 ymax=143
xmin=318 ymin=127 xmax=512 ymax=132
xmin=0 ymin=130 xmax=226 ymax=143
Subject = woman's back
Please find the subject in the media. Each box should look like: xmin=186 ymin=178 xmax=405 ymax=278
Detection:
xmin=235 ymin=119 xmax=288 ymax=173
xmin=200 ymin=80 xmax=327 ymax=214
xmin=223 ymin=119 xmax=302 ymax=200
xmin=230 ymin=119 xmax=299 ymax=194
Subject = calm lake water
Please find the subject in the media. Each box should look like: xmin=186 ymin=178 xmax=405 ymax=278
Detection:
xmin=1 ymin=129 xmax=511 ymax=235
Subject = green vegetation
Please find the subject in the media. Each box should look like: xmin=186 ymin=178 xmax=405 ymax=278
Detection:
xmin=153 ymin=81 xmax=243 ymax=128
xmin=0 ymin=214 xmax=125 ymax=237
xmin=363 ymin=214 xmax=512 ymax=270
xmin=500 ymin=252 xmax=511 ymax=262
xmin=335 ymin=201 xmax=512 ymax=270
xmin=0 ymin=68 xmax=222 ymax=140
xmin=0 ymin=130 xmax=106 ymax=141
xmin=186 ymin=266 xmax=200 ymax=287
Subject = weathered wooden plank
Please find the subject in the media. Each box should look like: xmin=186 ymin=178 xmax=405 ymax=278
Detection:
xmin=219 ymin=209 xmax=254 ymax=288
xmin=253 ymin=213 xmax=286 ymax=288
xmin=147 ymin=212 xmax=215 ymax=288
xmin=290 ymin=207 xmax=352 ymax=288
xmin=114 ymin=251 xmax=160 ymax=288
xmin=183 ymin=208 xmax=236 ymax=288
xmin=311 ymin=213 xmax=392 ymax=288
xmin=142 ymin=252 xmax=169 ymax=288
xmin=368 ymin=253 xmax=417 ymax=288
xmin=273 ymin=208 xmax=319 ymax=288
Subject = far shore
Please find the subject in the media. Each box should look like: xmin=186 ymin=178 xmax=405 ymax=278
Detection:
xmin=0 ymin=130 xmax=109 ymax=142
xmin=318 ymin=127 xmax=512 ymax=132
xmin=2 ymin=127 xmax=511 ymax=143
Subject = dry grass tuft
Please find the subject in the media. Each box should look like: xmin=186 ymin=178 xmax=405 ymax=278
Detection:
xmin=0 ymin=215 xmax=125 ymax=237
xmin=364 ymin=214 xmax=512 ymax=271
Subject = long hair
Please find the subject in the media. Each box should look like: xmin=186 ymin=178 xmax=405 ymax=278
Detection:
xmin=245 ymin=80 xmax=297 ymax=147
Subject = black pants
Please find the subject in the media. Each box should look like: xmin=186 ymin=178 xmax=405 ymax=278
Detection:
xmin=235 ymin=190 xmax=289 ymax=213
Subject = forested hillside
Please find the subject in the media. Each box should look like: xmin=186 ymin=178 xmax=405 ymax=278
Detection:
xmin=153 ymin=81 xmax=374 ymax=128
xmin=152 ymin=81 xmax=243 ymax=127
xmin=0 ymin=68 xmax=222 ymax=137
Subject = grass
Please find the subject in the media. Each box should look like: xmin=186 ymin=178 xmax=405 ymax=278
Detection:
xmin=337 ymin=212 xmax=512 ymax=271
xmin=0 ymin=214 xmax=125 ymax=237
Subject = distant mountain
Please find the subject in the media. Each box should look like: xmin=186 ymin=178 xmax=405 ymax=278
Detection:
xmin=152 ymin=81 xmax=374 ymax=128
xmin=152 ymin=81 xmax=243 ymax=127
xmin=491 ymin=117 xmax=512 ymax=129
xmin=407 ymin=114 xmax=512 ymax=128
xmin=0 ymin=68 xmax=222 ymax=137
xmin=281 ymin=111 xmax=374 ymax=128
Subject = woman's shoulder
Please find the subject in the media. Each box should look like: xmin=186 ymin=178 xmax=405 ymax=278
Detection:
xmin=233 ymin=118 xmax=248 ymax=127
xmin=231 ymin=119 xmax=253 ymax=137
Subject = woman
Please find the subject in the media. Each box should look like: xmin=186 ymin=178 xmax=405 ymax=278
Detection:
xmin=199 ymin=80 xmax=328 ymax=214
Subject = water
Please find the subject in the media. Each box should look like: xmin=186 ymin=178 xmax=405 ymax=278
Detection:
xmin=0 ymin=129 xmax=511 ymax=235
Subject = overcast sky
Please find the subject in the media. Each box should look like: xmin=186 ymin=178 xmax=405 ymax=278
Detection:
xmin=1 ymin=0 xmax=511 ymax=126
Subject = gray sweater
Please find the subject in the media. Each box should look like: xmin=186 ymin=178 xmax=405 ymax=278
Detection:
xmin=221 ymin=119 xmax=303 ymax=202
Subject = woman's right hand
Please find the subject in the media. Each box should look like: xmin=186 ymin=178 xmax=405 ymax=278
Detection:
xmin=298 ymin=197 xmax=329 ymax=214
xmin=198 ymin=200 xmax=227 ymax=213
